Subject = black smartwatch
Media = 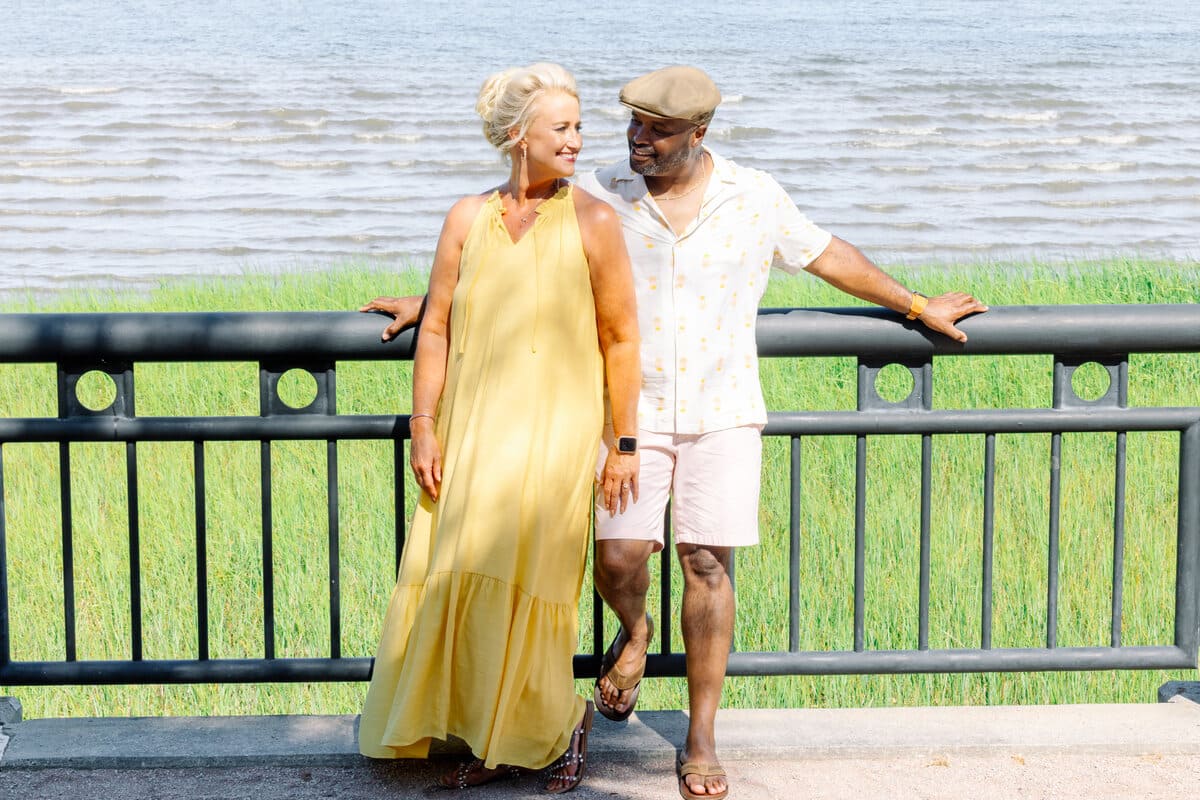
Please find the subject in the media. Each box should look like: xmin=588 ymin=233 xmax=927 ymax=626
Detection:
xmin=616 ymin=436 xmax=638 ymax=454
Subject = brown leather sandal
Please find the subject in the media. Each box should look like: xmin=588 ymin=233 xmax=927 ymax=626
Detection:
xmin=593 ymin=614 xmax=654 ymax=721
xmin=677 ymin=758 xmax=729 ymax=800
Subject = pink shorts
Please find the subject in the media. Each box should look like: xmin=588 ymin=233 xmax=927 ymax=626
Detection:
xmin=594 ymin=426 xmax=762 ymax=550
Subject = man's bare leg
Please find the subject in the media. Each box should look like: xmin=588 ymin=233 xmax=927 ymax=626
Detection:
xmin=677 ymin=543 xmax=733 ymax=798
xmin=593 ymin=538 xmax=656 ymax=715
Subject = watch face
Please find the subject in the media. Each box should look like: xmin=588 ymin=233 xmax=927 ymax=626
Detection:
xmin=617 ymin=436 xmax=637 ymax=453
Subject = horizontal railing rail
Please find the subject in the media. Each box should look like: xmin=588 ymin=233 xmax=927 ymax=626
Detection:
xmin=5 ymin=304 xmax=1200 ymax=361
xmin=1 ymin=306 xmax=1198 ymax=686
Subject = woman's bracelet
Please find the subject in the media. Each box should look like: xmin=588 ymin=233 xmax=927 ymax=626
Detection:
xmin=410 ymin=413 xmax=434 ymax=422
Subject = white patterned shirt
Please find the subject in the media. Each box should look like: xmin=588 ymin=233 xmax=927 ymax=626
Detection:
xmin=577 ymin=149 xmax=833 ymax=434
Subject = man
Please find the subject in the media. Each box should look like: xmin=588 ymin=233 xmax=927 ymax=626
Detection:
xmin=364 ymin=65 xmax=986 ymax=800
xmin=581 ymin=65 xmax=985 ymax=800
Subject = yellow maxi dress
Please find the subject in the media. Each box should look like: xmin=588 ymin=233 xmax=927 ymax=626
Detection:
xmin=358 ymin=184 xmax=603 ymax=770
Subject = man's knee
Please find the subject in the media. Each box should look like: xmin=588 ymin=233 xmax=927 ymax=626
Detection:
xmin=677 ymin=544 xmax=732 ymax=590
xmin=594 ymin=539 xmax=654 ymax=586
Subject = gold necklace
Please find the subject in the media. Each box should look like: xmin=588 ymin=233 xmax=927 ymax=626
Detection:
xmin=654 ymin=156 xmax=710 ymax=202
xmin=501 ymin=179 xmax=561 ymax=225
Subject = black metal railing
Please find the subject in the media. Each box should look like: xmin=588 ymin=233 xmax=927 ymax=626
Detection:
xmin=0 ymin=306 xmax=1197 ymax=686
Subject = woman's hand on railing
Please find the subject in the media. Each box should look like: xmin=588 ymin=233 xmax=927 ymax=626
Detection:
xmin=359 ymin=295 xmax=426 ymax=341
xmin=917 ymin=291 xmax=989 ymax=343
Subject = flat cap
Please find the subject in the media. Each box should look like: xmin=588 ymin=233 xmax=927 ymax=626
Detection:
xmin=619 ymin=65 xmax=721 ymax=123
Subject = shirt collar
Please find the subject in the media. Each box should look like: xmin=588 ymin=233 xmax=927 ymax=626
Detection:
xmin=607 ymin=147 xmax=733 ymax=199
xmin=705 ymin=149 xmax=737 ymax=186
xmin=608 ymin=147 xmax=730 ymax=182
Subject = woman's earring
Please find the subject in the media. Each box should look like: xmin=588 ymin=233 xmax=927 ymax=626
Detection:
xmin=521 ymin=141 xmax=528 ymax=158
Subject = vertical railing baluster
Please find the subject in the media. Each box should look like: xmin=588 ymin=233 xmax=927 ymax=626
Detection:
xmin=60 ymin=441 xmax=76 ymax=662
xmin=727 ymin=549 xmax=737 ymax=654
xmin=1175 ymin=424 xmax=1200 ymax=656
xmin=1047 ymin=358 xmax=1067 ymax=651
xmin=788 ymin=435 xmax=801 ymax=652
xmin=854 ymin=435 xmax=866 ymax=652
xmin=328 ymin=438 xmax=341 ymax=659
xmin=56 ymin=368 xmax=77 ymax=663
xmin=1047 ymin=432 xmax=1062 ymax=649
xmin=981 ymin=433 xmax=995 ymax=650
xmin=918 ymin=363 xmax=933 ymax=651
xmin=1111 ymin=431 xmax=1127 ymax=648
xmin=259 ymin=366 xmax=275 ymax=661
xmin=918 ymin=433 xmax=932 ymax=650
xmin=127 ymin=440 xmax=142 ymax=661
xmin=325 ymin=368 xmax=341 ymax=660
xmin=660 ymin=502 xmax=672 ymax=656
xmin=261 ymin=439 xmax=275 ymax=660
xmin=194 ymin=441 xmax=209 ymax=661
xmin=592 ymin=536 xmax=604 ymax=658
xmin=394 ymin=437 xmax=406 ymax=577
xmin=0 ymin=444 xmax=10 ymax=665
xmin=1111 ymin=360 xmax=1129 ymax=649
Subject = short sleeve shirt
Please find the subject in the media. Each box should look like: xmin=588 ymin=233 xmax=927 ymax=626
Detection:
xmin=577 ymin=149 xmax=832 ymax=434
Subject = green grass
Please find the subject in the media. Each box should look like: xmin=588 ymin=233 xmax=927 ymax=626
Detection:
xmin=2 ymin=259 xmax=1198 ymax=718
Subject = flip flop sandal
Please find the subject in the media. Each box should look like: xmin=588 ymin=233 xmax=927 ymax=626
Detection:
xmin=593 ymin=614 xmax=654 ymax=722
xmin=542 ymin=700 xmax=594 ymax=794
xmin=677 ymin=758 xmax=729 ymax=800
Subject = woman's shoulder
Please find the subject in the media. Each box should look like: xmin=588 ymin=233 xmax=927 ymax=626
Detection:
xmin=570 ymin=184 xmax=619 ymax=230
xmin=443 ymin=189 xmax=497 ymax=230
xmin=449 ymin=189 xmax=497 ymax=216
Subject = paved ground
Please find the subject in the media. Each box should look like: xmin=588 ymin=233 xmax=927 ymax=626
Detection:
xmin=5 ymin=754 xmax=1200 ymax=800
xmin=3 ymin=696 xmax=1200 ymax=799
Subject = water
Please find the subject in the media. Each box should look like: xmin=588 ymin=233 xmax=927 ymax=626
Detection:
xmin=1 ymin=0 xmax=1197 ymax=296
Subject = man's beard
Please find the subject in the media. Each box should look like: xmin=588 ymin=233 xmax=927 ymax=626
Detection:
xmin=628 ymin=142 xmax=693 ymax=176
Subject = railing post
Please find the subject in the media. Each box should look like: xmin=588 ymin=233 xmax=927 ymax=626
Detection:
xmin=0 ymin=444 xmax=9 ymax=667
xmin=1176 ymin=423 xmax=1200 ymax=659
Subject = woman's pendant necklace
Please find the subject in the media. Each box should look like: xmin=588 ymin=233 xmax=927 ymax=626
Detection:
xmin=502 ymin=179 xmax=560 ymax=227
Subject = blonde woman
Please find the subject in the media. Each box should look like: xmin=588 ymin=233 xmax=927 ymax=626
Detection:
xmin=358 ymin=63 xmax=640 ymax=794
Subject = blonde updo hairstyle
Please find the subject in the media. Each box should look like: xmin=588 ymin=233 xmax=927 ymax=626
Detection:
xmin=476 ymin=62 xmax=578 ymax=163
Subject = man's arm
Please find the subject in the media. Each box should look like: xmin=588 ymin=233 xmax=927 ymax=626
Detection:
xmin=359 ymin=295 xmax=426 ymax=342
xmin=803 ymin=236 xmax=988 ymax=342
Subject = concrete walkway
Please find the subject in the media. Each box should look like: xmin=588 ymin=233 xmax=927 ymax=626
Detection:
xmin=3 ymin=693 xmax=1200 ymax=799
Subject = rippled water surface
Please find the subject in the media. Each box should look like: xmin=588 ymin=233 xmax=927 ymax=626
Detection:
xmin=2 ymin=0 xmax=1197 ymax=294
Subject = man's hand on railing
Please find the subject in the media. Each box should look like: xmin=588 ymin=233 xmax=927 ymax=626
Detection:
xmin=358 ymin=295 xmax=426 ymax=342
xmin=916 ymin=291 xmax=989 ymax=343
xmin=802 ymin=237 xmax=987 ymax=343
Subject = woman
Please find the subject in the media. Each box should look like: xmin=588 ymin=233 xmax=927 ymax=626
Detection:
xmin=357 ymin=63 xmax=641 ymax=794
